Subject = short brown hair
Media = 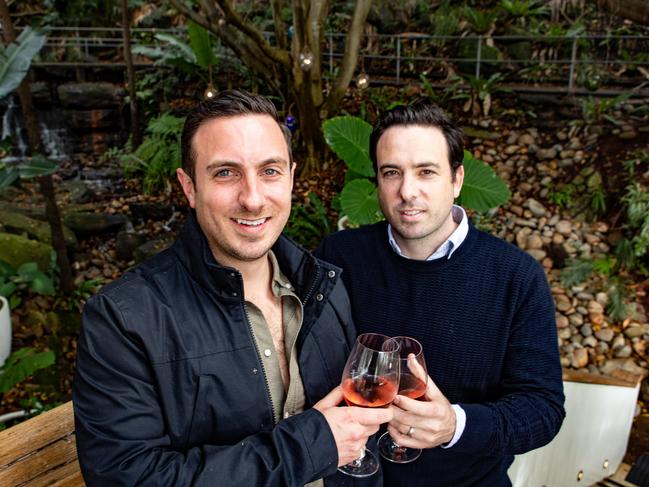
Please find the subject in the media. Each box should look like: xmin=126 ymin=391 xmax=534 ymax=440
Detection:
xmin=180 ymin=90 xmax=292 ymax=180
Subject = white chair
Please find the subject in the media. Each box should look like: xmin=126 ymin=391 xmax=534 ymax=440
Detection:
xmin=508 ymin=369 xmax=641 ymax=487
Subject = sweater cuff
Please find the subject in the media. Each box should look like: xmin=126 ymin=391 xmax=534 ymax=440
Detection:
xmin=286 ymin=407 xmax=339 ymax=480
xmin=449 ymin=403 xmax=495 ymax=454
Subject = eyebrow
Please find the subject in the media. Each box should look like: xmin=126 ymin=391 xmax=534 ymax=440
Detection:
xmin=205 ymin=157 xmax=289 ymax=173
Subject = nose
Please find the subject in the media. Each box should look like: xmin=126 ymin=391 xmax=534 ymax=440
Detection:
xmin=398 ymin=172 xmax=417 ymax=202
xmin=239 ymin=174 xmax=264 ymax=213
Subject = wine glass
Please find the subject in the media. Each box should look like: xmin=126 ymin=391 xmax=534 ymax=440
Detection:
xmin=338 ymin=333 xmax=400 ymax=477
xmin=378 ymin=336 xmax=428 ymax=464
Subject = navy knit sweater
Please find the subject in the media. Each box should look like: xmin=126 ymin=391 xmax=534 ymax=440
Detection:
xmin=316 ymin=221 xmax=565 ymax=487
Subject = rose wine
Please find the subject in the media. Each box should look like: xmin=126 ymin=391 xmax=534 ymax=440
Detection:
xmin=342 ymin=375 xmax=398 ymax=408
xmin=398 ymin=373 xmax=427 ymax=399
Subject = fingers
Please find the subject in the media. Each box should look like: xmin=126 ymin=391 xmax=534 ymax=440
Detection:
xmin=347 ymin=406 xmax=393 ymax=426
xmin=406 ymin=354 xmax=428 ymax=383
xmin=313 ymin=385 xmax=344 ymax=411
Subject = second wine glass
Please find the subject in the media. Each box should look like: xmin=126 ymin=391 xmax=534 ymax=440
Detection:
xmin=378 ymin=336 xmax=428 ymax=464
xmin=339 ymin=333 xmax=400 ymax=477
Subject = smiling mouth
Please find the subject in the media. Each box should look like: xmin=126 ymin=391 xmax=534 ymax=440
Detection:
xmin=235 ymin=218 xmax=268 ymax=227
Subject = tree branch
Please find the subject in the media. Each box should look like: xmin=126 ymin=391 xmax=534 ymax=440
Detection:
xmin=270 ymin=0 xmax=288 ymax=50
xmin=323 ymin=0 xmax=372 ymax=116
xmin=214 ymin=0 xmax=290 ymax=67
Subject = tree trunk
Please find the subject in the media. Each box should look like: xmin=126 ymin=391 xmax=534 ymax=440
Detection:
xmin=169 ymin=0 xmax=373 ymax=176
xmin=597 ymin=0 xmax=649 ymax=25
xmin=0 ymin=0 xmax=75 ymax=293
xmin=120 ymin=0 xmax=141 ymax=149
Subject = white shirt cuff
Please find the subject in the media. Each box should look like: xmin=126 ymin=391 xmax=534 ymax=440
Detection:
xmin=441 ymin=404 xmax=466 ymax=449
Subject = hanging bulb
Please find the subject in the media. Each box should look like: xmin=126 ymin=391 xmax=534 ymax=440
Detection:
xmin=299 ymin=49 xmax=314 ymax=71
xmin=356 ymin=72 xmax=370 ymax=90
xmin=204 ymin=83 xmax=216 ymax=99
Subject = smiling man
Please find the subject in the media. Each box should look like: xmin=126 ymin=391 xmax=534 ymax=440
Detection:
xmin=317 ymin=102 xmax=565 ymax=486
xmin=73 ymin=90 xmax=392 ymax=486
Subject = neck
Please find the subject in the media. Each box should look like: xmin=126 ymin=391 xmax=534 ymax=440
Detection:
xmin=395 ymin=213 xmax=458 ymax=261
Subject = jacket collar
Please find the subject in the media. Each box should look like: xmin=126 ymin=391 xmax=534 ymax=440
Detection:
xmin=172 ymin=211 xmax=336 ymax=303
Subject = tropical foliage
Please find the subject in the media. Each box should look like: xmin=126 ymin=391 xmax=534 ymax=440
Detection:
xmin=323 ymin=116 xmax=510 ymax=226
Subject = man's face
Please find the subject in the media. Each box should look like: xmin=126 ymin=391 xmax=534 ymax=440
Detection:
xmin=376 ymin=125 xmax=464 ymax=255
xmin=177 ymin=114 xmax=294 ymax=267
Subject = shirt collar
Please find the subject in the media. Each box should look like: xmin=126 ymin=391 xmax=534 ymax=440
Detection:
xmin=387 ymin=205 xmax=468 ymax=261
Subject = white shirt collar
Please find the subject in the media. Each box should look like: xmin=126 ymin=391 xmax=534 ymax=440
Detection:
xmin=387 ymin=205 xmax=468 ymax=261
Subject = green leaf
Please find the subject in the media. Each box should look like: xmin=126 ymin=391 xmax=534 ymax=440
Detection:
xmin=0 ymin=260 xmax=15 ymax=278
xmin=457 ymin=151 xmax=510 ymax=213
xmin=154 ymin=33 xmax=196 ymax=64
xmin=17 ymin=262 xmax=39 ymax=281
xmin=340 ymin=178 xmax=382 ymax=226
xmin=0 ymin=165 xmax=19 ymax=189
xmin=0 ymin=348 xmax=55 ymax=393
xmin=188 ymin=20 xmax=217 ymax=69
xmin=29 ymin=272 xmax=55 ymax=295
xmin=0 ymin=281 xmax=16 ymax=298
xmin=323 ymin=116 xmax=374 ymax=177
xmin=18 ymin=154 xmax=59 ymax=179
xmin=0 ymin=26 xmax=48 ymax=99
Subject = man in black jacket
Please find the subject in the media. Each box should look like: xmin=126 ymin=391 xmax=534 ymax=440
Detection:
xmin=73 ymin=90 xmax=391 ymax=486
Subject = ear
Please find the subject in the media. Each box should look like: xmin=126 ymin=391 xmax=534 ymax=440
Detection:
xmin=177 ymin=168 xmax=196 ymax=208
xmin=453 ymin=165 xmax=464 ymax=199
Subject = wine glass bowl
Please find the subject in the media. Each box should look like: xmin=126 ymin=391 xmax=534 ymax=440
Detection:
xmin=378 ymin=336 xmax=428 ymax=464
xmin=338 ymin=333 xmax=401 ymax=477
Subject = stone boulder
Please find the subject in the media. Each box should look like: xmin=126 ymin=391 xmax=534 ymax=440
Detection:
xmin=0 ymin=209 xmax=77 ymax=249
xmin=57 ymin=82 xmax=125 ymax=109
xmin=63 ymin=212 xmax=128 ymax=238
xmin=0 ymin=232 xmax=53 ymax=271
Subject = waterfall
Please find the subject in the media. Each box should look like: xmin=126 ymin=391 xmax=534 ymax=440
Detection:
xmin=1 ymin=97 xmax=68 ymax=161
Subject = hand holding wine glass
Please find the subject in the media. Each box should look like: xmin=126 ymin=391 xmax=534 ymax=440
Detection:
xmin=386 ymin=370 xmax=457 ymax=452
xmin=337 ymin=333 xmax=400 ymax=477
xmin=378 ymin=336 xmax=428 ymax=463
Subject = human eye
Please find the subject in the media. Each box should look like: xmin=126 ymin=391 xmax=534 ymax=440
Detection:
xmin=214 ymin=168 xmax=232 ymax=177
xmin=263 ymin=167 xmax=280 ymax=176
xmin=381 ymin=169 xmax=399 ymax=178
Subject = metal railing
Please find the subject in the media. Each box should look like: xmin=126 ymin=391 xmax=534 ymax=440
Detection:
xmin=28 ymin=27 xmax=649 ymax=94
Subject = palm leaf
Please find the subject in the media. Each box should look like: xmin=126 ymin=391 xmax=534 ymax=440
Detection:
xmin=323 ymin=116 xmax=374 ymax=178
xmin=154 ymin=33 xmax=196 ymax=64
xmin=0 ymin=27 xmax=48 ymax=99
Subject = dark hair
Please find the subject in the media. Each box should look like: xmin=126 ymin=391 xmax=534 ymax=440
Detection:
xmin=180 ymin=89 xmax=292 ymax=180
xmin=369 ymin=102 xmax=464 ymax=178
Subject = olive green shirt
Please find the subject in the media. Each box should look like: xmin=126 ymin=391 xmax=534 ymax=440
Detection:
xmin=245 ymin=251 xmax=324 ymax=487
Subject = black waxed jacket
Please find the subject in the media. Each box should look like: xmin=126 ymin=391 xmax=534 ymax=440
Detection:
xmin=73 ymin=213 xmax=361 ymax=486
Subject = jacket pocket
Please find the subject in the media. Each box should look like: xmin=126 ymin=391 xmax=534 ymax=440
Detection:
xmin=185 ymin=355 xmax=274 ymax=448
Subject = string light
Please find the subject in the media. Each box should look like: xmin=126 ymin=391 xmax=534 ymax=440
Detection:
xmin=356 ymin=72 xmax=370 ymax=89
xmin=299 ymin=49 xmax=314 ymax=71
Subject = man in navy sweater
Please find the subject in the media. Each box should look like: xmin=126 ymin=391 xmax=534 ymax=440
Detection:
xmin=316 ymin=103 xmax=565 ymax=486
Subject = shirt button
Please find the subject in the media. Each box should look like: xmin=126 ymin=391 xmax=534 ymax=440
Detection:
xmin=284 ymin=411 xmax=290 ymax=419
xmin=264 ymin=349 xmax=272 ymax=357
xmin=232 ymin=291 xmax=238 ymax=297
xmin=315 ymin=293 xmax=324 ymax=301
xmin=327 ymin=270 xmax=336 ymax=278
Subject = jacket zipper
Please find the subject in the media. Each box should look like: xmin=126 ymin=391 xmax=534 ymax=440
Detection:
xmin=303 ymin=261 xmax=321 ymax=305
xmin=237 ymin=274 xmax=277 ymax=425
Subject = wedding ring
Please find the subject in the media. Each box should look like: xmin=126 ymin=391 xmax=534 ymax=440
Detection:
xmin=406 ymin=426 xmax=415 ymax=436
